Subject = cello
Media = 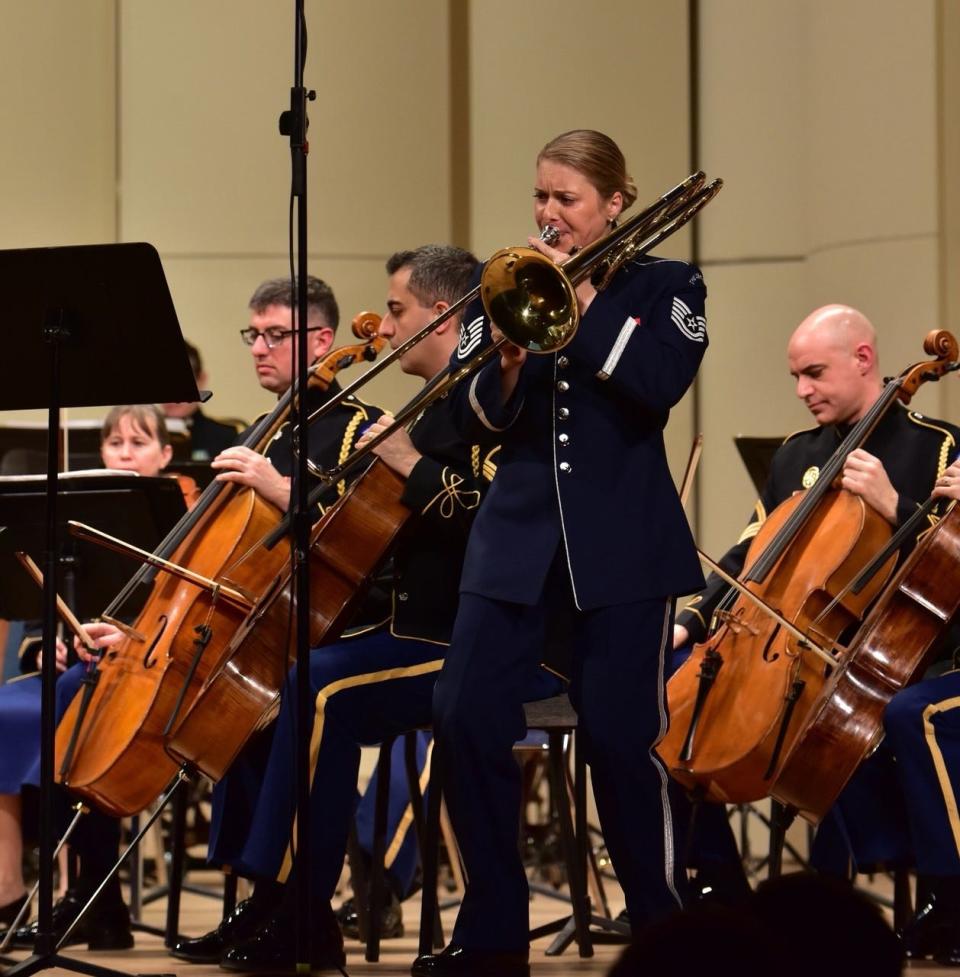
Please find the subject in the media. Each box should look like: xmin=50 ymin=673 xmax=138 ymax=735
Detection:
xmin=656 ymin=330 xmax=960 ymax=804
xmin=54 ymin=315 xmax=385 ymax=817
xmin=165 ymin=455 xmax=411 ymax=780
xmin=771 ymin=498 xmax=960 ymax=822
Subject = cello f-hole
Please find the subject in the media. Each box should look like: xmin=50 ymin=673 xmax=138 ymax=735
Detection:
xmin=762 ymin=625 xmax=781 ymax=663
xmin=143 ymin=616 xmax=169 ymax=669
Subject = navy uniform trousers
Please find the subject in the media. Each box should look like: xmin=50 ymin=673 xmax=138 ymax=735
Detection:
xmin=433 ymin=550 xmax=683 ymax=952
xmin=884 ymin=670 xmax=960 ymax=876
xmin=811 ymin=668 xmax=960 ymax=876
xmin=208 ymin=629 xmax=444 ymax=899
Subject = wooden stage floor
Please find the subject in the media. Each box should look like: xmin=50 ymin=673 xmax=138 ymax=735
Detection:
xmin=0 ymin=877 xmax=630 ymax=977
xmin=1 ymin=871 xmax=950 ymax=976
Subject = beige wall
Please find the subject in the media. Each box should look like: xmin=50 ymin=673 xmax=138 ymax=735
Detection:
xmin=1 ymin=0 xmax=694 ymax=433
xmin=0 ymin=2 xmax=117 ymax=252
xmin=467 ymin=0 xmax=696 ymax=476
xmin=2 ymin=0 xmax=956 ymax=535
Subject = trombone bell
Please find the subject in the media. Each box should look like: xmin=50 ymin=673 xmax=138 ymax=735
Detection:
xmin=481 ymin=247 xmax=579 ymax=354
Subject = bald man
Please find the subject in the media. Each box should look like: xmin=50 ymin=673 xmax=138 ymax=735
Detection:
xmin=675 ymin=304 xmax=958 ymax=647
xmin=669 ymin=304 xmax=960 ymax=903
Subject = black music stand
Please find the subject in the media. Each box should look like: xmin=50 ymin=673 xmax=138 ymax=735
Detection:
xmin=0 ymin=423 xmax=104 ymax=476
xmin=0 ymin=473 xmax=186 ymax=622
xmin=734 ymin=435 xmax=783 ymax=495
xmin=0 ymin=242 xmax=198 ymax=977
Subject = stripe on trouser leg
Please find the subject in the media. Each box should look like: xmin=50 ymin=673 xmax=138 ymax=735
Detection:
xmin=384 ymin=739 xmax=435 ymax=870
xmin=650 ymin=598 xmax=682 ymax=907
xmin=276 ymin=659 xmax=443 ymax=882
xmin=922 ymin=697 xmax=960 ymax=862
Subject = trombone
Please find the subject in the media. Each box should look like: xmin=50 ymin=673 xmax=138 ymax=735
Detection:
xmin=310 ymin=170 xmax=722 ymax=485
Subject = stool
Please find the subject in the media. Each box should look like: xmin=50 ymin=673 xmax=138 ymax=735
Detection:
xmin=417 ymin=693 xmax=628 ymax=959
xmin=356 ymin=731 xmax=452 ymax=962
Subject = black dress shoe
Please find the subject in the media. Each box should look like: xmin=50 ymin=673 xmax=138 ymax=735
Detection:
xmin=335 ymin=893 xmax=405 ymax=940
xmin=411 ymin=944 xmax=530 ymax=977
xmin=220 ymin=911 xmax=345 ymax=974
xmin=690 ymin=863 xmax=753 ymax=907
xmin=901 ymin=894 xmax=955 ymax=960
xmin=10 ymin=891 xmax=84 ymax=949
xmin=9 ymin=891 xmax=132 ymax=951
xmin=170 ymin=896 xmax=274 ymax=963
xmin=86 ymin=901 xmax=134 ymax=951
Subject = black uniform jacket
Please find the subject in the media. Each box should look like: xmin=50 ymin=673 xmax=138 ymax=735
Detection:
xmin=678 ymin=403 xmax=960 ymax=643
xmin=388 ymin=398 xmax=494 ymax=646
xmin=183 ymin=409 xmax=245 ymax=460
xmin=447 ymin=255 xmax=708 ymax=611
xmin=254 ymin=381 xmax=382 ymax=511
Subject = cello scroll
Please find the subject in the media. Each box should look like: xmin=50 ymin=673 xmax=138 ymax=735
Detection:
xmin=896 ymin=329 xmax=960 ymax=402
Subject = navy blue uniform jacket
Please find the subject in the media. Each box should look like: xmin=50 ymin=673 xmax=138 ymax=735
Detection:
xmin=447 ymin=254 xmax=708 ymax=611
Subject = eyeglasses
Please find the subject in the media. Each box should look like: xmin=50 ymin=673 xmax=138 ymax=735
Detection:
xmin=239 ymin=326 xmax=322 ymax=349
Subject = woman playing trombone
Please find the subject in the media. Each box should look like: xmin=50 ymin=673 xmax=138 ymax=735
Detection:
xmin=419 ymin=130 xmax=710 ymax=976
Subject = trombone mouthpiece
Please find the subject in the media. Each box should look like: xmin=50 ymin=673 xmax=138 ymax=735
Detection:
xmin=540 ymin=225 xmax=560 ymax=246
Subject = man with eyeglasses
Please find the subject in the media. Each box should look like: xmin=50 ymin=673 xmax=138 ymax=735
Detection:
xmin=212 ymin=275 xmax=383 ymax=510
xmin=7 ymin=275 xmax=389 ymax=956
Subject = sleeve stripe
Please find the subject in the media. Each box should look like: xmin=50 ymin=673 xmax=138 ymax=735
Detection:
xmin=596 ymin=316 xmax=638 ymax=381
xmin=468 ymin=373 xmax=512 ymax=432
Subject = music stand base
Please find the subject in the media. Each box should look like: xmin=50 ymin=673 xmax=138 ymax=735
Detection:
xmin=531 ymin=912 xmax=629 ymax=957
xmin=1 ymin=951 xmax=147 ymax=977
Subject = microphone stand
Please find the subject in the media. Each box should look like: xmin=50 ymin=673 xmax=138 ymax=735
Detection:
xmin=277 ymin=1 xmax=316 ymax=970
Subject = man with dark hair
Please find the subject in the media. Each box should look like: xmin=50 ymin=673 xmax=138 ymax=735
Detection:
xmin=170 ymin=246 xmax=533 ymax=974
xmin=213 ymin=274 xmax=373 ymax=509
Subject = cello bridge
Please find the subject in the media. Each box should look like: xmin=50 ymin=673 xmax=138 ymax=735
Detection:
xmin=714 ymin=609 xmax=760 ymax=636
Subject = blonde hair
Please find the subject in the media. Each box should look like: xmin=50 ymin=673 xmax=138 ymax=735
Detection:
xmin=537 ymin=130 xmax=638 ymax=210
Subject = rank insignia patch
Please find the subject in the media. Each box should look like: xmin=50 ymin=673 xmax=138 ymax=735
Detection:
xmin=457 ymin=315 xmax=484 ymax=360
xmin=671 ymin=297 xmax=706 ymax=343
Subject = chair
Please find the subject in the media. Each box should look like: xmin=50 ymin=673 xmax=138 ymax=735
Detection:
xmin=352 ymin=731 xmax=460 ymax=963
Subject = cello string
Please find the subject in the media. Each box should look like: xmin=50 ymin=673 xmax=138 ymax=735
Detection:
xmin=811 ymin=495 xmax=943 ymax=627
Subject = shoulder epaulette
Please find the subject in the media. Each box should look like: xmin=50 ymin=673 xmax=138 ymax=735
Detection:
xmin=781 ymin=425 xmax=819 ymax=446
xmin=907 ymin=411 xmax=957 ymax=479
xmin=340 ymin=393 xmax=380 ymax=421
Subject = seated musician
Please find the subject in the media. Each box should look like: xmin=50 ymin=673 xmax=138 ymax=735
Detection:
xmin=0 ymin=404 xmax=182 ymax=943
xmin=671 ymin=304 xmax=960 ymax=901
xmin=9 ymin=275 xmax=383 ymax=952
xmin=167 ymin=244 xmax=553 ymax=974
xmin=160 ymin=339 xmax=246 ymax=461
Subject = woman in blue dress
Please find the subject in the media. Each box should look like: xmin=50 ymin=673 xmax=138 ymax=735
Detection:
xmin=0 ymin=404 xmax=176 ymax=929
